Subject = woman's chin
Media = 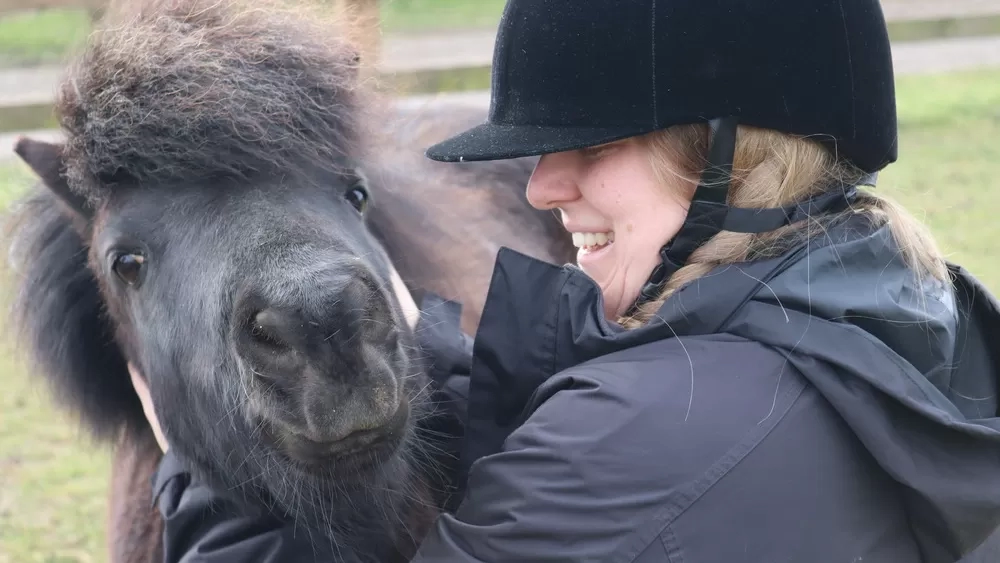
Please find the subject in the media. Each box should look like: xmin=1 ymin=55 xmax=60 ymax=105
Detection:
xmin=576 ymin=240 xmax=619 ymax=306
xmin=576 ymin=242 xmax=645 ymax=320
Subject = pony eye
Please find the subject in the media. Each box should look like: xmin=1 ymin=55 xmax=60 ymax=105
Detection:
xmin=346 ymin=184 xmax=369 ymax=214
xmin=112 ymin=253 xmax=145 ymax=286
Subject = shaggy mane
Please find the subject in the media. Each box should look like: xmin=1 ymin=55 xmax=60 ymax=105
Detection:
xmin=2 ymin=188 xmax=142 ymax=442
xmin=58 ymin=0 xmax=376 ymax=199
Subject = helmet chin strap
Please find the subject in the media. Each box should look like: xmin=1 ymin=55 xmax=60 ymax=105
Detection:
xmin=624 ymin=116 xmax=868 ymax=318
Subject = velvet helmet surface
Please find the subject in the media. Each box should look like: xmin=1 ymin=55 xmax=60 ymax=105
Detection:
xmin=425 ymin=0 xmax=898 ymax=175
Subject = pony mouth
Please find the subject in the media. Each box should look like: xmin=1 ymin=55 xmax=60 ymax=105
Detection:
xmin=265 ymin=398 xmax=411 ymax=474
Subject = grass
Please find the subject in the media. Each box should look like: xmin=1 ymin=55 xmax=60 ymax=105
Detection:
xmin=876 ymin=69 xmax=1000 ymax=287
xmin=379 ymin=0 xmax=507 ymax=32
xmin=0 ymin=8 xmax=92 ymax=68
xmin=0 ymin=67 xmax=998 ymax=562
xmin=0 ymin=0 xmax=508 ymax=67
xmin=0 ymin=163 xmax=113 ymax=562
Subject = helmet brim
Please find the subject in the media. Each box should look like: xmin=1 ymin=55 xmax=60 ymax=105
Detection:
xmin=424 ymin=121 xmax=655 ymax=163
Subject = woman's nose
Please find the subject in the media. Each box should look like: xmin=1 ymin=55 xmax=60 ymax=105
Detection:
xmin=525 ymin=152 xmax=581 ymax=211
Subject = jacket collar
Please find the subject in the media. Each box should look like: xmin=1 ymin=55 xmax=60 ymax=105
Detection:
xmin=459 ymin=244 xmax=804 ymax=478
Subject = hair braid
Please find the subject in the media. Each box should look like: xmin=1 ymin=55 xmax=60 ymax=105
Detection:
xmin=617 ymin=123 xmax=947 ymax=329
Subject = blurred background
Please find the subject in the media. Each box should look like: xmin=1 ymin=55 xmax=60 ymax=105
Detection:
xmin=0 ymin=0 xmax=998 ymax=561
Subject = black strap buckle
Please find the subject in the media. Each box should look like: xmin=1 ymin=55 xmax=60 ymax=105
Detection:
xmin=635 ymin=245 xmax=675 ymax=305
xmin=626 ymin=112 xmax=862 ymax=318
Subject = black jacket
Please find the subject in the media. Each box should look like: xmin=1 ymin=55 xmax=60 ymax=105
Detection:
xmin=152 ymin=214 xmax=1000 ymax=562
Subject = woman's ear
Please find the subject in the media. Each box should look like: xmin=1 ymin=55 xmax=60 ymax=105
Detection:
xmin=13 ymin=137 xmax=94 ymax=223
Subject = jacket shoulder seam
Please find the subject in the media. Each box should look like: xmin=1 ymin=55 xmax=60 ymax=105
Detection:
xmin=569 ymin=343 xmax=809 ymax=563
xmin=659 ymin=523 xmax=685 ymax=563
xmin=648 ymin=360 xmax=808 ymax=529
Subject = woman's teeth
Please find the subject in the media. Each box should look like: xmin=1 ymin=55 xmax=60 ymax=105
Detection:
xmin=571 ymin=231 xmax=615 ymax=250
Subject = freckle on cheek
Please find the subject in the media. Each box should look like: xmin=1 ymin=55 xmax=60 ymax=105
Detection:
xmin=626 ymin=223 xmax=634 ymax=233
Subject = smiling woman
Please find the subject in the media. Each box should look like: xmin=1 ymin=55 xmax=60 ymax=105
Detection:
xmin=525 ymin=138 xmax=697 ymax=318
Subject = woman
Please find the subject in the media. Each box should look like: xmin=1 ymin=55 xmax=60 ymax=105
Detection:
xmin=131 ymin=0 xmax=1000 ymax=560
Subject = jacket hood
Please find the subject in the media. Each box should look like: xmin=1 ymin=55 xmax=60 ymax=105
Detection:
xmin=466 ymin=213 xmax=1000 ymax=562
xmin=723 ymin=214 xmax=1000 ymax=561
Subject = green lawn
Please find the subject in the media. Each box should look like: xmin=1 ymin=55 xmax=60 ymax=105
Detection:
xmin=379 ymin=0 xmax=507 ymax=31
xmin=0 ymin=164 xmax=113 ymax=561
xmin=0 ymin=0 xmax=508 ymax=67
xmin=0 ymin=67 xmax=998 ymax=562
xmin=0 ymin=8 xmax=92 ymax=68
xmin=876 ymin=69 xmax=1000 ymax=287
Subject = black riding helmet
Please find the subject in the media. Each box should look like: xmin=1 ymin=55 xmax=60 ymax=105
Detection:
xmin=425 ymin=0 xmax=897 ymax=309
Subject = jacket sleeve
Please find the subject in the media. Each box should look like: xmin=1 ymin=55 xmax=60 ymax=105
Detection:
xmin=152 ymin=292 xmax=473 ymax=562
xmin=155 ymin=361 xmax=672 ymax=563
xmin=411 ymin=292 xmax=473 ymax=425
xmin=405 ymin=363 xmax=677 ymax=563
xmin=153 ymin=452 xmax=327 ymax=562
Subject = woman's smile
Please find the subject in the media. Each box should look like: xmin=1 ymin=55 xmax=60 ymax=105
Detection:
xmin=570 ymin=229 xmax=616 ymax=270
xmin=526 ymin=140 xmax=696 ymax=319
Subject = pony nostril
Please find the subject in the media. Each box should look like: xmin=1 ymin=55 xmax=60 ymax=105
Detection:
xmin=248 ymin=308 xmax=293 ymax=351
xmin=234 ymin=304 xmax=307 ymax=377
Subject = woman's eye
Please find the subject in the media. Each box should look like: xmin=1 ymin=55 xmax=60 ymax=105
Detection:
xmin=346 ymin=184 xmax=369 ymax=214
xmin=112 ymin=253 xmax=145 ymax=286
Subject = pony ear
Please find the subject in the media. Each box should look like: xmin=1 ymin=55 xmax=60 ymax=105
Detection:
xmin=13 ymin=137 xmax=94 ymax=221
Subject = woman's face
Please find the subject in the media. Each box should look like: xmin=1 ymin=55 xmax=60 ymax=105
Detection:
xmin=525 ymin=139 xmax=696 ymax=319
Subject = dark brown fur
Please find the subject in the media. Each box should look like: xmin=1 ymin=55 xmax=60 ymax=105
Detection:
xmin=2 ymin=0 xmax=573 ymax=561
xmin=56 ymin=0 xmax=370 ymax=199
xmin=98 ymin=104 xmax=574 ymax=562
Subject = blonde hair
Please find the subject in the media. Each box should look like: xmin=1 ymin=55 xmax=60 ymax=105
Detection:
xmin=618 ymin=123 xmax=949 ymax=329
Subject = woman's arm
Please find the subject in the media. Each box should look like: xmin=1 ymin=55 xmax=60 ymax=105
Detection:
xmin=153 ymin=451 xmax=332 ymax=562
xmin=408 ymin=291 xmax=472 ymax=424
